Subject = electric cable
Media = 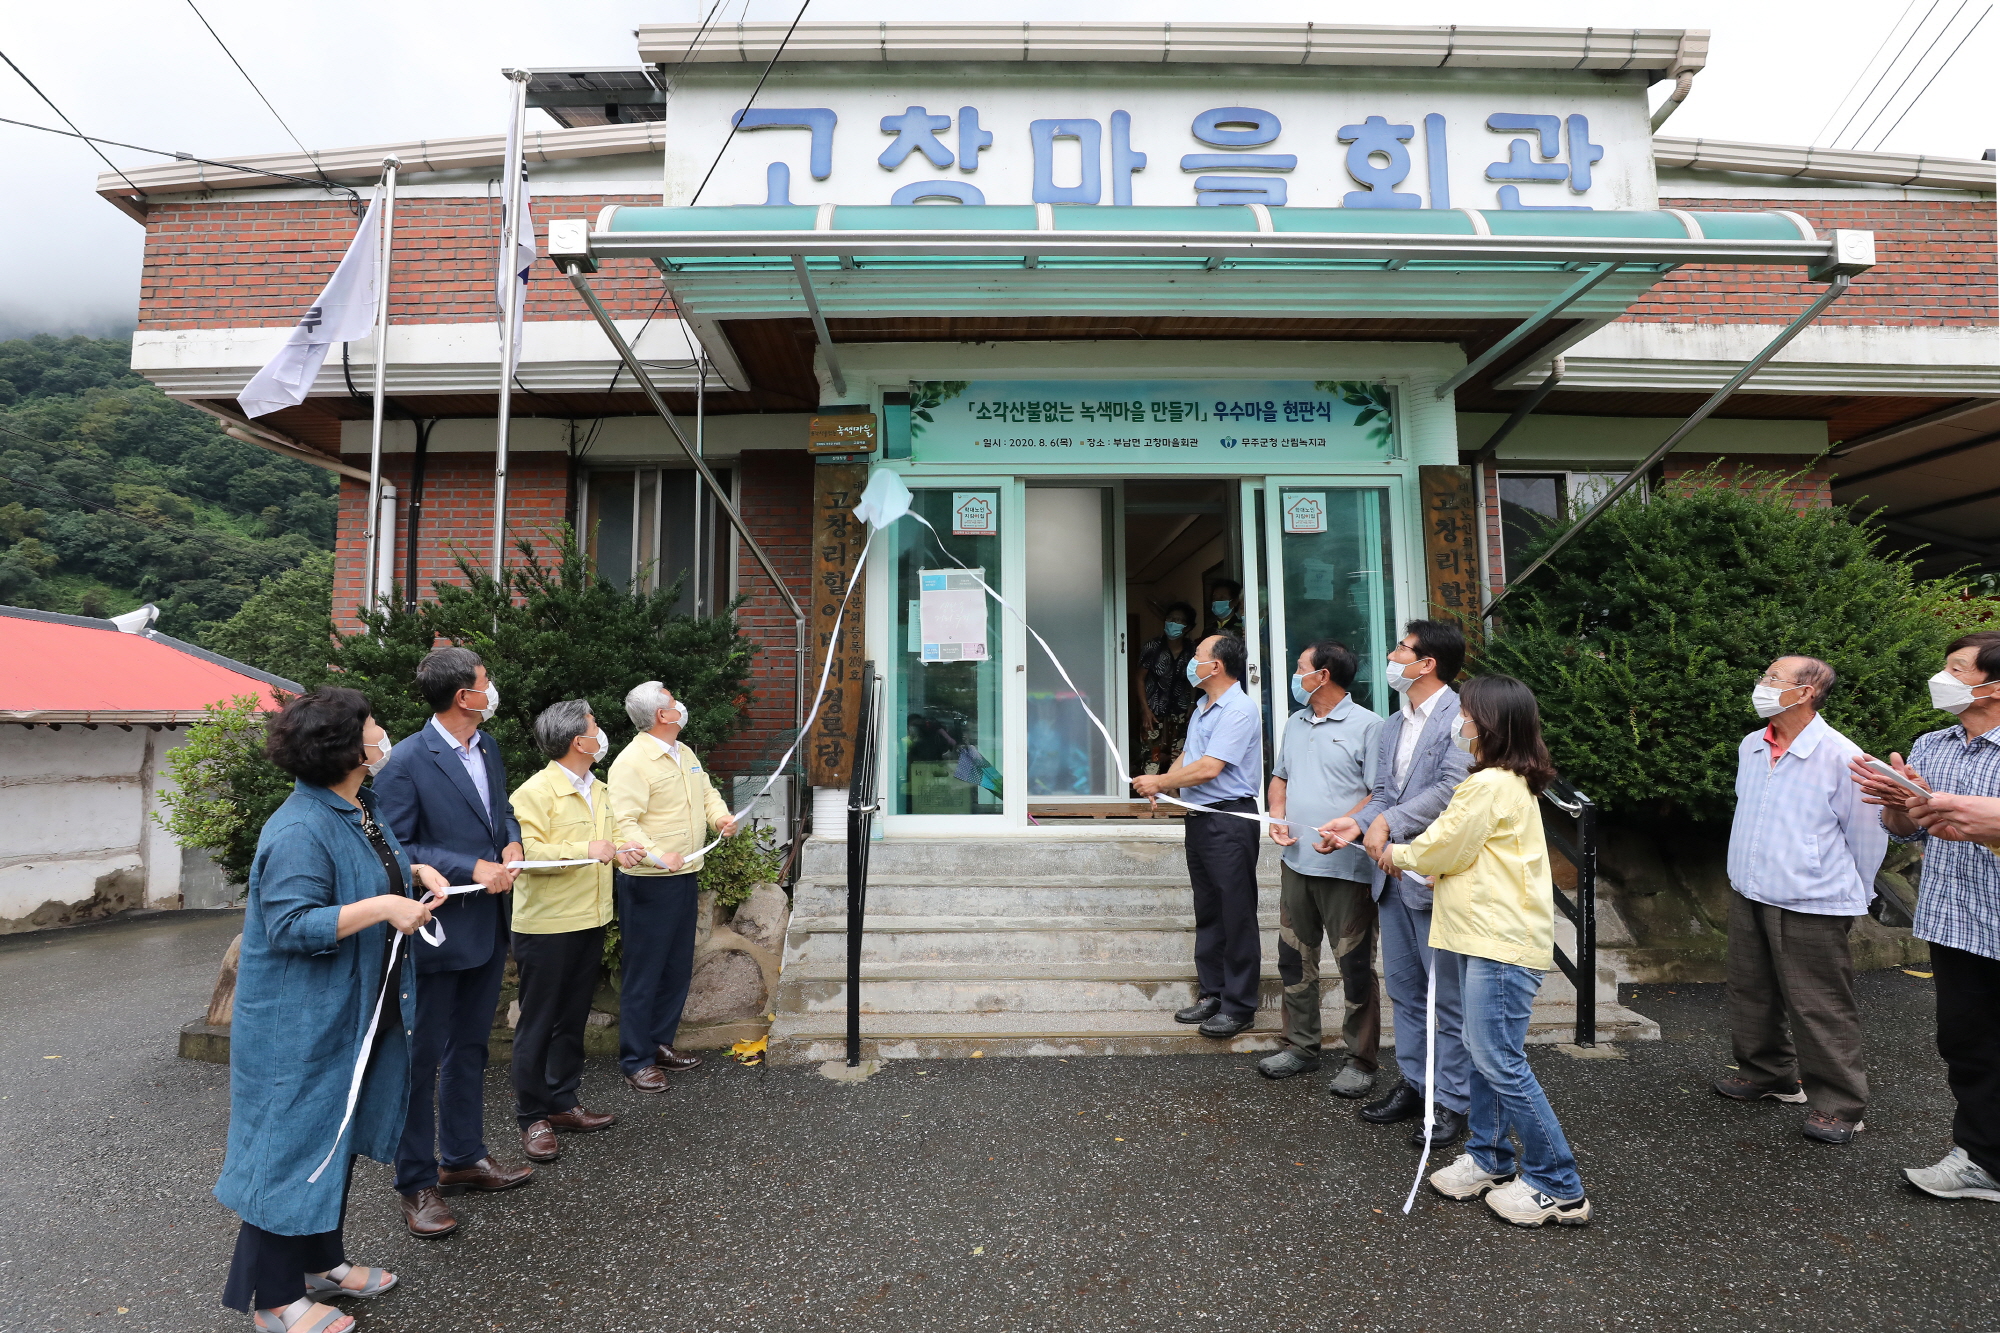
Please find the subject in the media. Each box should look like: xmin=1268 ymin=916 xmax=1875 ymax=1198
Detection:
xmin=0 ymin=114 xmax=362 ymax=208
xmin=1869 ymin=5 xmax=1991 ymax=148
xmin=1827 ymin=0 xmax=1941 ymax=148
xmin=1811 ymin=0 xmax=1921 ymax=144
xmin=687 ymin=0 xmax=813 ymax=206
xmin=0 ymin=47 xmax=143 ymax=194
xmin=1847 ymin=0 xmax=1975 ymax=148
xmin=181 ymin=0 xmax=336 ymax=191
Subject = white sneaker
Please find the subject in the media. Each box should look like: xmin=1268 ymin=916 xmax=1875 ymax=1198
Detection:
xmin=1483 ymin=1177 xmax=1592 ymax=1227
xmin=1429 ymin=1152 xmax=1513 ymax=1200
xmin=1904 ymin=1146 xmax=2000 ymax=1202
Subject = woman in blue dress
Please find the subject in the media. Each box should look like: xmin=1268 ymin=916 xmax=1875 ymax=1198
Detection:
xmin=216 ymin=688 xmax=448 ymax=1332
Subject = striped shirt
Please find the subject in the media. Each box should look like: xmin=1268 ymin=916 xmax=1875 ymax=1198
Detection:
xmin=1728 ymin=715 xmax=1887 ymax=916
xmin=1895 ymin=722 xmax=2000 ymax=962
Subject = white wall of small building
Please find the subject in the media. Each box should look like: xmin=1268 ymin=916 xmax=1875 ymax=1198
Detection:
xmin=0 ymin=726 xmax=214 ymax=933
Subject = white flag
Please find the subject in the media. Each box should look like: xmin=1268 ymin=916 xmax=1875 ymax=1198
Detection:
xmin=497 ymin=110 xmax=534 ymax=367
xmin=239 ymin=190 xmax=382 ymax=418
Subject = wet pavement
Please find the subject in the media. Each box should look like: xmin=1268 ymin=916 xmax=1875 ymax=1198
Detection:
xmin=1 ymin=909 xmax=1994 ymax=1332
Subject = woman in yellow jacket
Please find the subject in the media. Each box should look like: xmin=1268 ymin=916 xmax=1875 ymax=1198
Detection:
xmin=1385 ymin=674 xmax=1591 ymax=1227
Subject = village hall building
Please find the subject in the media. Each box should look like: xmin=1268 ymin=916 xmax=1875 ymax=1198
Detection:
xmin=102 ymin=22 xmax=1997 ymax=1057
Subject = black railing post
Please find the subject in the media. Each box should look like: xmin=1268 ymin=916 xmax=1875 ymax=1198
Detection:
xmin=844 ymin=661 xmax=881 ymax=1068
xmin=1574 ymin=789 xmax=1598 ymax=1048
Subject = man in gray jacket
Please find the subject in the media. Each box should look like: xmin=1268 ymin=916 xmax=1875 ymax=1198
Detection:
xmin=1317 ymin=620 xmax=1473 ymax=1147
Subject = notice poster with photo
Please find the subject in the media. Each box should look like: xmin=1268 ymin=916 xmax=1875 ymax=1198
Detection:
xmin=919 ymin=569 xmax=987 ymax=662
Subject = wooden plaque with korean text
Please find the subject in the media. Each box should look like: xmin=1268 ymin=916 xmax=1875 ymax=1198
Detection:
xmin=806 ymin=461 xmax=870 ymax=788
xmin=1418 ymin=465 xmax=1479 ymax=622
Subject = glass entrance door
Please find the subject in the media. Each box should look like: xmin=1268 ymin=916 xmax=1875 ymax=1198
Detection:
xmin=1024 ymin=487 xmax=1118 ymax=798
xmin=1263 ymin=483 xmax=1403 ymax=747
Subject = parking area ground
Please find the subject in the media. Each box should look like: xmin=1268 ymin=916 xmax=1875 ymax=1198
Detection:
xmin=1 ymin=909 xmax=1993 ymax=1332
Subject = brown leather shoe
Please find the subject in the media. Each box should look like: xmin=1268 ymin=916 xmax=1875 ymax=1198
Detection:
xmin=656 ymin=1045 xmax=704 ymax=1072
xmin=624 ymin=1064 xmax=670 ymax=1093
xmin=547 ymin=1105 xmax=616 ymax=1133
xmin=520 ymin=1120 xmax=559 ymax=1162
xmin=400 ymin=1187 xmax=459 ymax=1238
xmin=436 ymin=1155 xmax=536 ymax=1192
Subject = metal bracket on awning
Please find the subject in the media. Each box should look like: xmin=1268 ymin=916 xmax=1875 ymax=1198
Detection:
xmin=1482 ymin=274 xmax=1855 ymax=619
xmin=1434 ymin=262 xmax=1619 ymax=399
xmin=792 ymin=255 xmax=848 ymax=398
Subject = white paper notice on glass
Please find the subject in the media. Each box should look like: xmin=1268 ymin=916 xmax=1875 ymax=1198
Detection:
xmin=919 ymin=569 xmax=987 ymax=662
xmin=952 ymin=492 xmax=998 ymax=536
xmin=1282 ymin=492 xmax=1327 ymax=534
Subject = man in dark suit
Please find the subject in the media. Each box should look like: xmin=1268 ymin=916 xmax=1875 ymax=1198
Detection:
xmin=1317 ymin=620 xmax=1475 ymax=1148
xmin=373 ymin=646 xmax=535 ymax=1237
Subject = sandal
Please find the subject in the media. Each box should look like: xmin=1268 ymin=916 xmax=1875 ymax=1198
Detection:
xmin=252 ymin=1298 xmax=352 ymax=1333
xmin=306 ymin=1263 xmax=398 ymax=1299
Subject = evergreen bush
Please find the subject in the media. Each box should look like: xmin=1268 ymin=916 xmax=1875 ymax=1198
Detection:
xmin=1481 ymin=464 xmax=1981 ymax=822
xmin=153 ymin=694 xmax=295 ymax=886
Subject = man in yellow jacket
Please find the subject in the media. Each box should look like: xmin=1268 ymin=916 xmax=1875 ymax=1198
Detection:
xmin=608 ymin=680 xmax=737 ymax=1092
xmin=510 ymin=700 xmax=645 ymax=1162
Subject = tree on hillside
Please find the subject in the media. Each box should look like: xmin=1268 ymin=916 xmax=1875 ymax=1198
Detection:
xmin=201 ymin=552 xmax=336 ymax=688
xmin=0 ymin=335 xmax=336 ymax=634
xmin=1481 ymin=464 xmax=1985 ymax=823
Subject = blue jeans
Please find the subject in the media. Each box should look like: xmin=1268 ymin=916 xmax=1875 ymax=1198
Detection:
xmin=1452 ymin=950 xmax=1585 ymax=1200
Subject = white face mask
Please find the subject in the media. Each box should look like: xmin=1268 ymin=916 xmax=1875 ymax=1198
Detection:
xmin=1751 ymin=682 xmax=1803 ymax=720
xmin=583 ymin=728 xmax=610 ymax=763
xmin=469 ymin=682 xmax=499 ymax=721
xmin=1385 ymin=654 xmax=1420 ymax=693
xmin=1452 ymin=721 xmax=1477 ymax=755
xmin=660 ymin=698 xmax=689 ymax=729
xmin=1928 ymin=669 xmax=1992 ymax=716
xmin=363 ymin=733 xmax=394 ymax=776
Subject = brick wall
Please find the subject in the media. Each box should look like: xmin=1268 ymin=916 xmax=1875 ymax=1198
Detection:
xmin=331 ymin=453 xmax=571 ymax=633
xmin=1628 ymin=197 xmax=1996 ymax=327
xmin=137 ymin=195 xmax=668 ymax=330
xmin=706 ymin=450 xmax=816 ymax=786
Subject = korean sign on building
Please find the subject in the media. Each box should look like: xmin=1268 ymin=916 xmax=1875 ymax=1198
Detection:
xmin=905 ymin=380 xmax=1395 ymax=465
xmin=664 ymin=73 xmax=1655 ymax=211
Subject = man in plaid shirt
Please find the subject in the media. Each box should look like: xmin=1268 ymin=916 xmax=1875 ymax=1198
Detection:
xmin=1851 ymin=630 xmax=2000 ymax=1205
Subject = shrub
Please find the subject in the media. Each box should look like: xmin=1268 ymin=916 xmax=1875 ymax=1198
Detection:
xmin=1481 ymin=464 xmax=1972 ymax=823
xmin=698 ymin=823 xmax=786 ymax=910
xmin=153 ymin=694 xmax=295 ymax=885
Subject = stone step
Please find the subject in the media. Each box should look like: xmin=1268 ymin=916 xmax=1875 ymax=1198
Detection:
xmin=791 ymin=877 xmax=1255 ymax=920
xmin=788 ymin=913 xmax=1283 ymax=968
xmin=767 ymin=1001 xmax=1660 ymax=1065
xmin=802 ymin=835 xmax=1287 ymax=881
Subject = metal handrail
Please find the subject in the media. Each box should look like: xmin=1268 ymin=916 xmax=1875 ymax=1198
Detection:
xmin=844 ymin=661 xmax=882 ymax=1067
xmin=1542 ymin=776 xmax=1600 ymax=1047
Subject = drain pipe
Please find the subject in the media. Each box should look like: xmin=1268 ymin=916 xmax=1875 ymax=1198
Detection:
xmin=559 ymin=260 xmax=811 ymax=771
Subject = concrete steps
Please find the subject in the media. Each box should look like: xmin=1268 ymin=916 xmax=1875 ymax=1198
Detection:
xmin=769 ymin=835 xmax=1658 ymax=1065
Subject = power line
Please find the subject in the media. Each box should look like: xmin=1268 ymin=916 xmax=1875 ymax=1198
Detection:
xmin=0 ymin=114 xmax=362 ymax=207
xmin=1827 ymin=0 xmax=1941 ymax=148
xmin=688 ymin=0 xmax=813 ymax=206
xmin=0 ymin=46 xmax=143 ymax=194
xmin=181 ymin=0 xmax=333 ymax=188
xmin=1847 ymin=0 xmax=1974 ymax=148
xmin=1870 ymin=5 xmax=1992 ymax=148
xmin=1811 ymin=0 xmax=1921 ymax=144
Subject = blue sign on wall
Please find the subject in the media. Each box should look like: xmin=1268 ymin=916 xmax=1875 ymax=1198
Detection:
xmin=907 ymin=380 xmax=1395 ymax=465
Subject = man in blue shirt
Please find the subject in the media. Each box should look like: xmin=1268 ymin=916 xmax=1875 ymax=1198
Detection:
xmin=1719 ymin=655 xmax=1885 ymax=1146
xmin=1261 ymin=640 xmax=1385 ymax=1096
xmin=1134 ymin=634 xmax=1265 ymax=1039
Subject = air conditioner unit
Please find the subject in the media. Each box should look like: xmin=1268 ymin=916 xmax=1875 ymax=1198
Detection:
xmin=732 ymin=775 xmax=793 ymax=847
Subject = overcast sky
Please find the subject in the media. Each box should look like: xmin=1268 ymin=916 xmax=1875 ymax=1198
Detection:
xmin=1 ymin=0 xmax=1990 ymax=341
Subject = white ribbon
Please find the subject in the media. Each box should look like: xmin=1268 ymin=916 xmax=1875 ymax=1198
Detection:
xmin=308 ymin=931 xmax=403 ymax=1184
xmin=1402 ymin=959 xmax=1439 ymax=1214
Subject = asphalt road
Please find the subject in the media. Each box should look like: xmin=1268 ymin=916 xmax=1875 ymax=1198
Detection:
xmin=1 ymin=909 xmax=1994 ymax=1333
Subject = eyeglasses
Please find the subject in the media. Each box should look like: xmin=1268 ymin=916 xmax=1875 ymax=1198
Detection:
xmin=1756 ymin=673 xmax=1802 ymax=687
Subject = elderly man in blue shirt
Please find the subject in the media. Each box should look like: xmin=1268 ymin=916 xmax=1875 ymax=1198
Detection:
xmin=1134 ymin=633 xmax=1266 ymax=1040
xmin=1718 ymin=655 xmax=1887 ymax=1145
xmin=1259 ymin=640 xmax=1385 ymax=1096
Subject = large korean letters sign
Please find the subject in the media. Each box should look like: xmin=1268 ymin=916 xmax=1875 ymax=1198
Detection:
xmin=664 ymin=72 xmax=1655 ymax=211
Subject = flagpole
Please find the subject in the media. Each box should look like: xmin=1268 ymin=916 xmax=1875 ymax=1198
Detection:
xmin=492 ymin=69 xmax=530 ymax=576
xmin=364 ymin=156 xmax=401 ymax=611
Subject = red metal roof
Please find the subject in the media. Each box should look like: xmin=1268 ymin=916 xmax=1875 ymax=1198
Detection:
xmin=0 ymin=614 xmax=290 ymax=723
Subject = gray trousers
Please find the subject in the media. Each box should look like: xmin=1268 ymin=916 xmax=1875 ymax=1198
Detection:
xmin=1377 ymin=878 xmax=1470 ymax=1113
xmin=1276 ymin=864 xmax=1381 ymax=1068
xmin=1727 ymin=891 xmax=1868 ymax=1121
